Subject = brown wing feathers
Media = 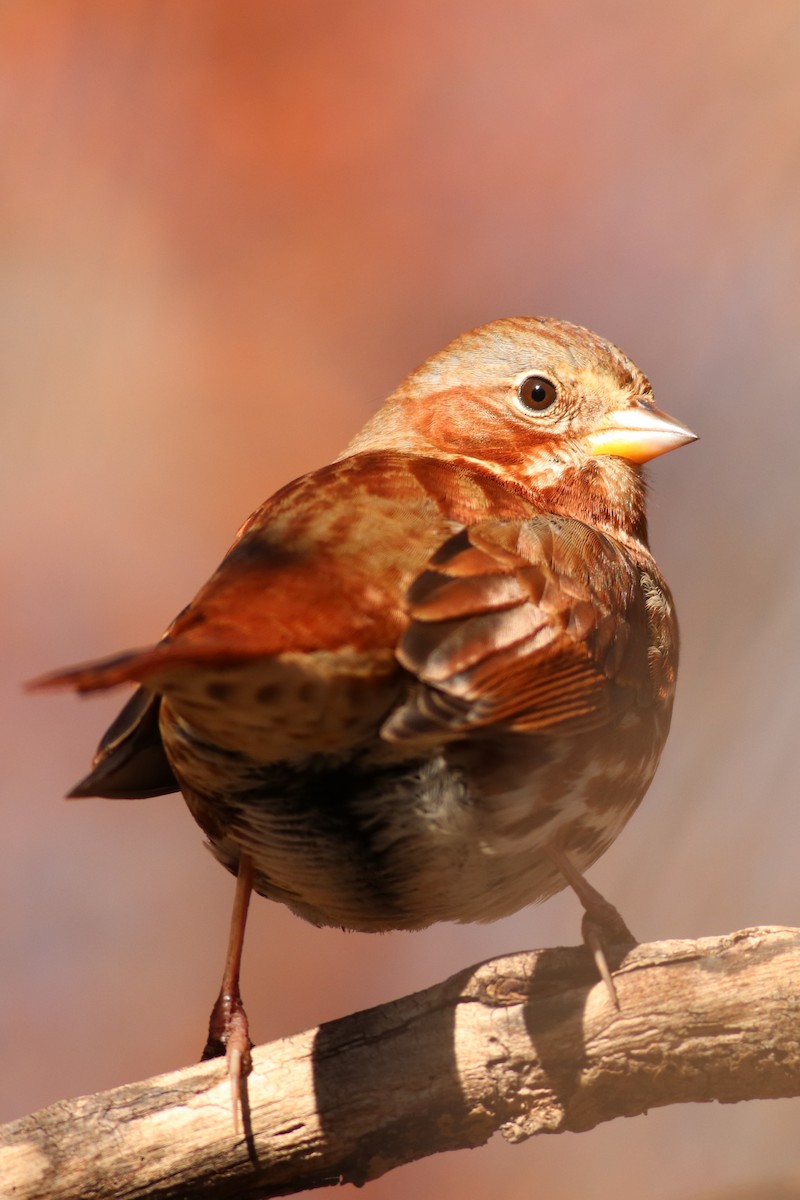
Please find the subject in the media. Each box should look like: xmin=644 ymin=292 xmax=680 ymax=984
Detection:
xmin=385 ymin=517 xmax=647 ymax=742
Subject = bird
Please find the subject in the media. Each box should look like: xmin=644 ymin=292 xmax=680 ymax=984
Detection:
xmin=32 ymin=316 xmax=696 ymax=1123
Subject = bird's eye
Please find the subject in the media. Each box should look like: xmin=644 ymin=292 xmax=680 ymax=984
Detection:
xmin=517 ymin=375 xmax=558 ymax=412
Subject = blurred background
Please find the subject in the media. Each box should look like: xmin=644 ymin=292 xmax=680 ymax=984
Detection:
xmin=3 ymin=2 xmax=800 ymax=1197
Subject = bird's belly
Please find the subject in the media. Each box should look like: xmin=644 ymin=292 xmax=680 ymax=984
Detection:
xmin=168 ymin=714 xmax=666 ymax=932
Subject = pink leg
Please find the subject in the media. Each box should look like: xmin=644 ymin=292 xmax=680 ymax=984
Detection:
xmin=545 ymin=844 xmax=635 ymax=1008
xmin=202 ymin=853 xmax=254 ymax=1131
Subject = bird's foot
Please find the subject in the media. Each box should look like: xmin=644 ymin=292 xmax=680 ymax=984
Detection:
xmin=580 ymin=908 xmax=633 ymax=1010
xmin=201 ymin=853 xmax=254 ymax=1132
xmin=202 ymin=986 xmax=253 ymax=1132
xmin=545 ymin=843 xmax=636 ymax=1008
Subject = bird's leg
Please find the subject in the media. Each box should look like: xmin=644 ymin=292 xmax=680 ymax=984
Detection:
xmin=544 ymin=843 xmax=636 ymax=1009
xmin=201 ymin=852 xmax=254 ymax=1130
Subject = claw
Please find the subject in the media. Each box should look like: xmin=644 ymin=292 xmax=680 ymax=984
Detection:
xmin=582 ymin=917 xmax=620 ymax=1008
xmin=545 ymin=843 xmax=636 ymax=1005
xmin=202 ymin=854 xmax=254 ymax=1131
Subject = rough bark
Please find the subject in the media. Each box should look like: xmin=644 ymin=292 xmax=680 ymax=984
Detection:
xmin=3 ymin=927 xmax=800 ymax=1200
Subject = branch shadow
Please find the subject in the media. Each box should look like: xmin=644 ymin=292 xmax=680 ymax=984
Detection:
xmin=309 ymin=940 xmax=631 ymax=1184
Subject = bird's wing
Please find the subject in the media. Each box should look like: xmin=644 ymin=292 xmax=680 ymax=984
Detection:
xmin=66 ymin=686 xmax=178 ymax=798
xmin=382 ymin=515 xmax=656 ymax=744
xmin=30 ymin=454 xmax=539 ymax=792
xmin=30 ymin=453 xmax=535 ymax=695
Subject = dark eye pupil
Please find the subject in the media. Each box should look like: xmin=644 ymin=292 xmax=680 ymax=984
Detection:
xmin=519 ymin=375 xmax=556 ymax=411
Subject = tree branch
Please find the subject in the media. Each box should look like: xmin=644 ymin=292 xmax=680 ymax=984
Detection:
xmin=4 ymin=926 xmax=800 ymax=1199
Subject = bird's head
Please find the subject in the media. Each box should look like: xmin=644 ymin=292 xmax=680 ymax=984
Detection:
xmin=343 ymin=316 xmax=697 ymax=544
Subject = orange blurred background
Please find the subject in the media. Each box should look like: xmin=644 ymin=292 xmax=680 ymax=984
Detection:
xmin=3 ymin=3 xmax=800 ymax=1197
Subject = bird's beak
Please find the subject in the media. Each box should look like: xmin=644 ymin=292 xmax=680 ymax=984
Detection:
xmin=586 ymin=402 xmax=698 ymax=464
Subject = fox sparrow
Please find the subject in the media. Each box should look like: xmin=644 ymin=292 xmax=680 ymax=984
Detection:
xmin=34 ymin=317 xmax=696 ymax=1118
